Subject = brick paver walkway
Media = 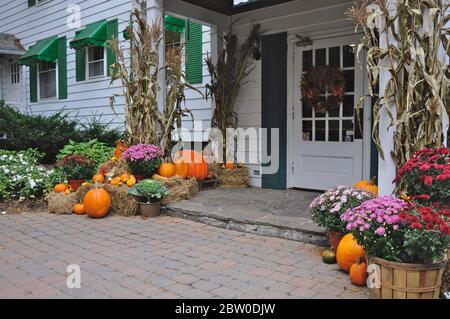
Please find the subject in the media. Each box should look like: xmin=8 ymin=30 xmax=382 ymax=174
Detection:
xmin=0 ymin=213 xmax=369 ymax=299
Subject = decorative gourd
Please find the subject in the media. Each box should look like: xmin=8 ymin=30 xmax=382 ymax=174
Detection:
xmin=225 ymin=161 xmax=235 ymax=170
xmin=321 ymin=248 xmax=337 ymax=264
xmin=54 ymin=184 xmax=68 ymax=193
xmin=64 ymin=189 xmax=71 ymax=195
xmin=83 ymin=188 xmax=111 ymax=218
xmin=336 ymin=234 xmax=365 ymax=273
xmin=159 ymin=162 xmax=175 ymax=178
xmin=120 ymin=173 xmax=131 ymax=182
xmin=126 ymin=175 xmax=136 ymax=187
xmin=354 ymin=177 xmax=378 ymax=196
xmin=349 ymin=256 xmax=368 ymax=286
xmin=174 ymin=160 xmax=189 ymax=178
xmin=82 ymin=182 xmax=91 ymax=187
xmin=110 ymin=177 xmax=122 ymax=186
xmin=73 ymin=203 xmax=85 ymax=215
xmin=92 ymin=174 xmax=105 ymax=184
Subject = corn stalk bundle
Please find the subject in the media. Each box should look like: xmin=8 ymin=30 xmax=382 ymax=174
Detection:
xmin=109 ymin=9 xmax=198 ymax=157
xmin=206 ymin=24 xmax=261 ymax=163
xmin=347 ymin=0 xmax=450 ymax=168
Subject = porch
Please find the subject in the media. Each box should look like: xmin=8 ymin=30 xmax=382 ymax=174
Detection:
xmin=165 ymin=187 xmax=327 ymax=246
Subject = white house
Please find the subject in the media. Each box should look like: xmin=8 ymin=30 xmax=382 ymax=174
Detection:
xmin=2 ymin=0 xmax=428 ymax=194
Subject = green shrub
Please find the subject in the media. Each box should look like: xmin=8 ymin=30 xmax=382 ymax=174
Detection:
xmin=0 ymin=149 xmax=63 ymax=200
xmin=77 ymin=116 xmax=123 ymax=147
xmin=56 ymin=139 xmax=114 ymax=167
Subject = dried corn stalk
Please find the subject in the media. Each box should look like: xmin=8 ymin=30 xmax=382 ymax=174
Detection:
xmin=109 ymin=9 xmax=198 ymax=157
xmin=347 ymin=0 xmax=450 ymax=168
xmin=206 ymin=24 xmax=261 ymax=163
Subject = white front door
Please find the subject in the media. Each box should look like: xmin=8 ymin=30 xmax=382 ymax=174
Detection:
xmin=292 ymin=34 xmax=367 ymax=190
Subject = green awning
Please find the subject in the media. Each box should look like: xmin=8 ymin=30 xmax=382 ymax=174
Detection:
xmin=165 ymin=16 xmax=186 ymax=33
xmin=70 ymin=20 xmax=107 ymax=49
xmin=18 ymin=36 xmax=58 ymax=66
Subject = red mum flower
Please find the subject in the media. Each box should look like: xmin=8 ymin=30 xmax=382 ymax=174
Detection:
xmin=412 ymin=194 xmax=431 ymax=201
xmin=424 ymin=176 xmax=433 ymax=187
xmin=419 ymin=164 xmax=431 ymax=171
xmin=411 ymin=223 xmax=423 ymax=229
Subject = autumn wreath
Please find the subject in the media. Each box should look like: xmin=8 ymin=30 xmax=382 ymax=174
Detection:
xmin=301 ymin=65 xmax=345 ymax=114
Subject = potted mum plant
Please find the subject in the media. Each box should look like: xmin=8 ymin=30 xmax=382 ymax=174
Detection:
xmin=309 ymin=185 xmax=374 ymax=250
xmin=122 ymin=144 xmax=163 ymax=181
xmin=128 ymin=179 xmax=169 ymax=218
xmin=56 ymin=155 xmax=96 ymax=191
xmin=342 ymin=196 xmax=450 ymax=299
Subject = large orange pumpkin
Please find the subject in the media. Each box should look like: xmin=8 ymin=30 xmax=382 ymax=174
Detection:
xmin=92 ymin=174 xmax=105 ymax=184
xmin=83 ymin=188 xmax=111 ymax=218
xmin=54 ymin=183 xmax=68 ymax=193
xmin=174 ymin=160 xmax=188 ymax=178
xmin=177 ymin=150 xmax=208 ymax=181
xmin=336 ymin=234 xmax=365 ymax=273
xmin=73 ymin=203 xmax=85 ymax=215
xmin=159 ymin=162 xmax=175 ymax=178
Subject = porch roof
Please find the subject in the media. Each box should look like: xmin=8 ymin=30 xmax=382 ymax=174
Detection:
xmin=0 ymin=33 xmax=25 ymax=56
xmin=182 ymin=0 xmax=294 ymax=15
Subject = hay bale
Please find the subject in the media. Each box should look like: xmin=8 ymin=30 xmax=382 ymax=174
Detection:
xmin=160 ymin=177 xmax=199 ymax=204
xmin=218 ymin=166 xmax=250 ymax=189
xmin=47 ymin=192 xmax=78 ymax=214
xmin=208 ymin=163 xmax=222 ymax=179
xmin=441 ymin=252 xmax=450 ymax=298
xmin=75 ymin=184 xmax=139 ymax=217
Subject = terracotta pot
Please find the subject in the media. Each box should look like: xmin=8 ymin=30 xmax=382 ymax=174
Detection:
xmin=68 ymin=179 xmax=84 ymax=191
xmin=139 ymin=201 xmax=161 ymax=219
xmin=327 ymin=231 xmax=345 ymax=251
xmin=369 ymin=257 xmax=445 ymax=299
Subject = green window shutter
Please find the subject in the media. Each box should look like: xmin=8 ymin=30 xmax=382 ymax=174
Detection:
xmin=185 ymin=21 xmax=203 ymax=84
xmin=75 ymin=30 xmax=86 ymax=81
xmin=106 ymin=19 xmax=118 ymax=76
xmin=29 ymin=63 xmax=38 ymax=103
xmin=58 ymin=36 xmax=67 ymax=99
xmin=28 ymin=0 xmax=36 ymax=7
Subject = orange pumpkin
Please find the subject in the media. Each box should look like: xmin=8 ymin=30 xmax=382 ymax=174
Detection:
xmin=54 ymin=183 xmax=68 ymax=193
xmin=174 ymin=160 xmax=189 ymax=178
xmin=336 ymin=234 xmax=365 ymax=273
xmin=159 ymin=162 xmax=175 ymax=178
xmin=225 ymin=161 xmax=235 ymax=170
xmin=120 ymin=173 xmax=131 ymax=182
xmin=92 ymin=174 xmax=105 ymax=184
xmin=177 ymin=150 xmax=209 ymax=181
xmin=110 ymin=177 xmax=122 ymax=186
xmin=354 ymin=177 xmax=378 ymax=196
xmin=73 ymin=203 xmax=85 ymax=215
xmin=349 ymin=256 xmax=368 ymax=286
xmin=83 ymin=188 xmax=111 ymax=218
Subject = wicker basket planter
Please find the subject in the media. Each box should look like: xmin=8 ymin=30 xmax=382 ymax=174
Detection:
xmin=369 ymin=257 xmax=445 ymax=299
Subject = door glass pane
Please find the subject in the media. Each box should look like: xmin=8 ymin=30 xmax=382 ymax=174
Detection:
xmin=342 ymin=120 xmax=354 ymax=142
xmin=329 ymin=120 xmax=340 ymax=142
xmin=302 ymin=50 xmax=313 ymax=72
xmin=315 ymin=96 xmax=326 ymax=118
xmin=328 ymin=47 xmax=340 ymax=67
xmin=315 ymin=120 xmax=325 ymax=141
xmin=315 ymin=48 xmax=326 ymax=66
xmin=343 ymin=95 xmax=354 ymax=117
xmin=302 ymin=104 xmax=312 ymax=118
xmin=328 ymin=104 xmax=340 ymax=117
xmin=343 ymin=45 xmax=355 ymax=67
xmin=302 ymin=120 xmax=312 ymax=142
xmin=344 ymin=70 xmax=355 ymax=92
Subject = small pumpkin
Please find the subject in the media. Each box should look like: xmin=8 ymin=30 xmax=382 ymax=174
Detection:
xmin=225 ymin=161 xmax=235 ymax=170
xmin=126 ymin=175 xmax=136 ymax=187
xmin=92 ymin=174 xmax=105 ymax=184
xmin=120 ymin=173 xmax=131 ymax=182
xmin=83 ymin=188 xmax=111 ymax=218
xmin=54 ymin=183 xmax=68 ymax=193
xmin=336 ymin=234 xmax=365 ymax=273
xmin=354 ymin=177 xmax=378 ymax=196
xmin=73 ymin=203 xmax=85 ymax=215
xmin=110 ymin=177 xmax=122 ymax=186
xmin=349 ymin=256 xmax=368 ymax=286
xmin=159 ymin=162 xmax=175 ymax=178
xmin=321 ymin=248 xmax=337 ymax=264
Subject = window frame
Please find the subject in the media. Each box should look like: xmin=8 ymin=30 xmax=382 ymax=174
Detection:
xmin=10 ymin=62 xmax=20 ymax=84
xmin=37 ymin=60 xmax=58 ymax=101
xmin=86 ymin=45 xmax=106 ymax=79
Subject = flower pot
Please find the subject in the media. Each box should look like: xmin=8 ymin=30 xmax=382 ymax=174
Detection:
xmin=369 ymin=257 xmax=445 ymax=299
xmin=328 ymin=231 xmax=345 ymax=251
xmin=139 ymin=201 xmax=161 ymax=218
xmin=68 ymin=179 xmax=84 ymax=191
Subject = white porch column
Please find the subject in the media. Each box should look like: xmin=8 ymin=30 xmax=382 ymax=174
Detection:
xmin=377 ymin=0 xmax=397 ymax=195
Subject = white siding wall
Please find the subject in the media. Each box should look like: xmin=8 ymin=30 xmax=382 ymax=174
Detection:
xmin=232 ymin=0 xmax=355 ymax=187
xmin=0 ymin=0 xmax=212 ymax=132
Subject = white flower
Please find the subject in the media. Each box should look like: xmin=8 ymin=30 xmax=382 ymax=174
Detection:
xmin=341 ymin=195 xmax=348 ymax=203
xmin=29 ymin=179 xmax=36 ymax=189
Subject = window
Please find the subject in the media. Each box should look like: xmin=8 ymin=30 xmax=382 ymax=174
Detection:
xmin=38 ymin=61 xmax=57 ymax=99
xmin=10 ymin=63 xmax=20 ymax=84
xmin=87 ymin=46 xmax=105 ymax=78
